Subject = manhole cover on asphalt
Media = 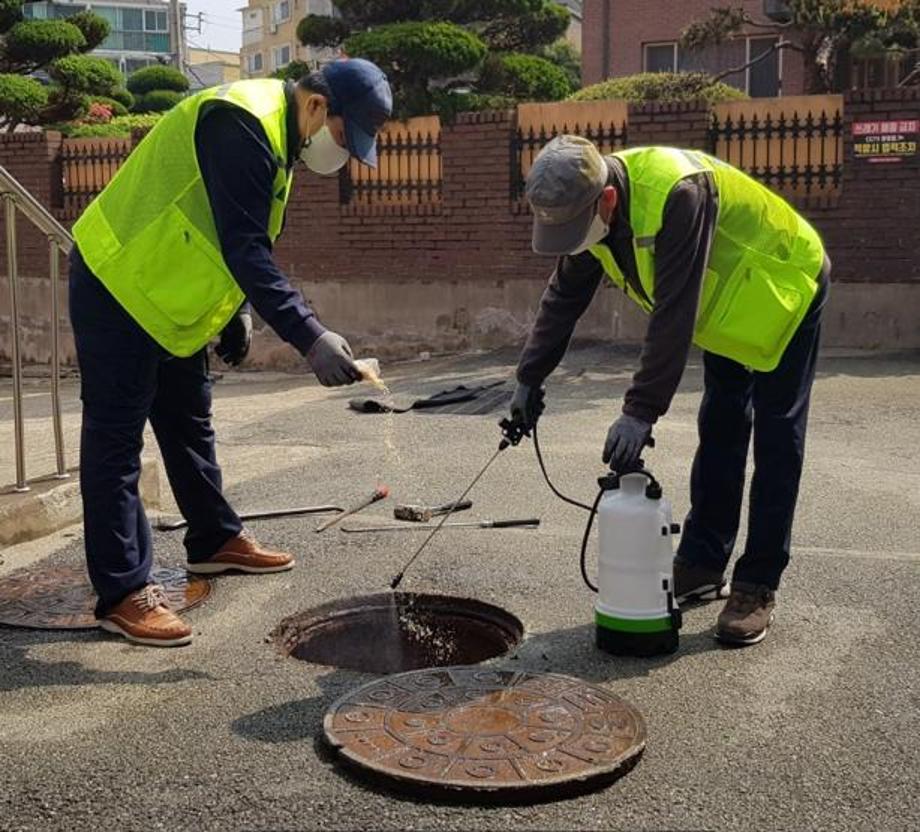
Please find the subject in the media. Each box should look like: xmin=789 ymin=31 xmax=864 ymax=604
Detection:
xmin=0 ymin=564 xmax=210 ymax=630
xmin=324 ymin=668 xmax=646 ymax=801
xmin=272 ymin=593 xmax=524 ymax=674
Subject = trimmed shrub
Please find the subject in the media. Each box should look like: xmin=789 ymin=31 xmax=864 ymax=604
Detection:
xmin=0 ymin=73 xmax=49 ymax=125
xmin=571 ymin=72 xmax=747 ymax=105
xmin=68 ymin=10 xmax=111 ymax=52
xmin=346 ymin=21 xmax=488 ymax=80
xmin=55 ymin=113 xmax=163 ymax=138
xmin=127 ymin=65 xmax=190 ymax=95
xmin=133 ymin=89 xmax=184 ymax=113
xmin=4 ymin=20 xmax=86 ymax=65
xmin=109 ymin=87 xmax=135 ymax=110
xmin=272 ymin=60 xmax=312 ymax=82
xmin=49 ymin=55 xmax=122 ymax=95
xmin=480 ymin=52 xmax=572 ymax=102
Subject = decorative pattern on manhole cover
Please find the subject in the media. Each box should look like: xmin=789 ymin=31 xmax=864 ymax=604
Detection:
xmin=324 ymin=668 xmax=645 ymax=799
xmin=0 ymin=564 xmax=210 ymax=630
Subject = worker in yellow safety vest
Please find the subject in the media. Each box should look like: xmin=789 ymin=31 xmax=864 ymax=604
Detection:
xmin=68 ymin=59 xmax=392 ymax=647
xmin=509 ymin=136 xmax=831 ymax=647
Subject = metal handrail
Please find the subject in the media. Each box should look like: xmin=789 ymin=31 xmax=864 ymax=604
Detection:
xmin=1 ymin=164 xmax=73 ymax=493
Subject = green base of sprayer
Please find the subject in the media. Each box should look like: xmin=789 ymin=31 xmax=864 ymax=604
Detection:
xmin=595 ymin=611 xmax=680 ymax=657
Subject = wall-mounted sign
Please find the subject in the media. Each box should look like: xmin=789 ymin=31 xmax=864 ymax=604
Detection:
xmin=853 ymin=120 xmax=918 ymax=163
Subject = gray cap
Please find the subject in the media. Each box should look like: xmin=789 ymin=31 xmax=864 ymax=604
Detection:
xmin=525 ymin=135 xmax=608 ymax=256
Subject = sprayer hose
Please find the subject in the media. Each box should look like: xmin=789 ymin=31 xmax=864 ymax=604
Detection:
xmin=532 ymin=424 xmax=593 ymax=512
xmin=530 ymin=423 xmax=602 ymax=593
xmin=578 ymin=488 xmax=604 ymax=593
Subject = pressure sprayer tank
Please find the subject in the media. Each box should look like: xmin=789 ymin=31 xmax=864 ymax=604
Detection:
xmin=595 ymin=471 xmax=681 ymax=657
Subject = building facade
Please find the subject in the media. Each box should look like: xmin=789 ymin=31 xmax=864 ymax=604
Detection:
xmin=582 ymin=0 xmax=800 ymax=96
xmin=240 ymin=0 xmax=339 ymax=79
xmin=187 ymin=48 xmax=241 ymax=91
xmin=559 ymin=0 xmax=583 ymax=51
xmin=23 ymin=0 xmax=181 ymax=77
xmin=582 ymin=0 xmax=914 ymax=97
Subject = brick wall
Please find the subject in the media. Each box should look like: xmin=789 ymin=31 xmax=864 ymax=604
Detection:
xmin=0 ymin=132 xmax=63 ymax=280
xmin=807 ymin=88 xmax=920 ymax=285
xmin=1 ymin=88 xmax=919 ymax=370
xmin=582 ymin=0 xmax=807 ymax=94
xmin=274 ymin=111 xmax=546 ymax=291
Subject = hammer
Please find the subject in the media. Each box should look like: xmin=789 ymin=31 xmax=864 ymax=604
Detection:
xmin=315 ymin=485 xmax=390 ymax=533
xmin=394 ymin=499 xmax=473 ymax=523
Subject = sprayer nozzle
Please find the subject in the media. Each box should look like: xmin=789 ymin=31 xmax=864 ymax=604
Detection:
xmin=390 ymin=573 xmax=403 ymax=590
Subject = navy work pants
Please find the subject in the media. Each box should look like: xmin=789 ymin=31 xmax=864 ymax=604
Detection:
xmin=676 ymin=266 xmax=830 ymax=590
xmin=69 ymin=251 xmax=242 ymax=616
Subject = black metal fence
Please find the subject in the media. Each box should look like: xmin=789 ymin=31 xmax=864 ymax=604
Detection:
xmin=340 ymin=129 xmax=442 ymax=206
xmin=709 ymin=108 xmax=844 ymax=196
xmin=511 ymin=120 xmax=628 ymax=200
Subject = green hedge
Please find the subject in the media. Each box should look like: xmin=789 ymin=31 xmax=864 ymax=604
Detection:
xmin=480 ymin=52 xmax=573 ymax=102
xmin=55 ymin=113 xmax=162 ymax=138
xmin=133 ymin=90 xmax=184 ymax=113
xmin=0 ymin=73 xmax=49 ymax=124
xmin=127 ymin=65 xmax=189 ymax=95
xmin=572 ymin=72 xmax=747 ymax=105
xmin=109 ymin=87 xmax=135 ymax=110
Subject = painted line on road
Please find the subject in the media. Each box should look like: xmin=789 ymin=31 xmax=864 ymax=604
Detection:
xmin=799 ymin=545 xmax=920 ymax=563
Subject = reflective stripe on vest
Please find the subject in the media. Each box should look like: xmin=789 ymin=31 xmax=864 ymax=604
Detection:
xmin=589 ymin=147 xmax=825 ymax=372
xmin=73 ymin=79 xmax=294 ymax=357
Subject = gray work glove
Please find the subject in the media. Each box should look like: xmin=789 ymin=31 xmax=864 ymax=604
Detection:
xmin=216 ymin=309 xmax=253 ymax=367
xmin=307 ymin=330 xmax=362 ymax=387
xmin=603 ymin=414 xmax=653 ymax=471
xmin=509 ymin=382 xmax=545 ymax=434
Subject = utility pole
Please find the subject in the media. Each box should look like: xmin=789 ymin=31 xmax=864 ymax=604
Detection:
xmin=170 ymin=0 xmax=187 ymax=71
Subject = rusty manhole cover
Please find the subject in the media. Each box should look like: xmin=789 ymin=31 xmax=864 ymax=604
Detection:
xmin=324 ymin=667 xmax=646 ymax=801
xmin=272 ymin=593 xmax=523 ymax=674
xmin=0 ymin=564 xmax=210 ymax=630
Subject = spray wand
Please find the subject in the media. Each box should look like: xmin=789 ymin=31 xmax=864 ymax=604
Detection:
xmin=389 ymin=419 xmax=528 ymax=590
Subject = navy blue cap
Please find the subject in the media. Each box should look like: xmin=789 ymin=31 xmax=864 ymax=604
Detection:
xmin=321 ymin=58 xmax=392 ymax=168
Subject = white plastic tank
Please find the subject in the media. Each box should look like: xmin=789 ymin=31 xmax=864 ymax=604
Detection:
xmin=595 ymin=471 xmax=679 ymax=655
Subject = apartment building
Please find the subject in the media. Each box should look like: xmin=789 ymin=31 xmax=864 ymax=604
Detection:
xmin=24 ymin=0 xmax=181 ymax=77
xmin=187 ymin=48 xmax=242 ymax=91
xmin=240 ymin=0 xmax=339 ymax=79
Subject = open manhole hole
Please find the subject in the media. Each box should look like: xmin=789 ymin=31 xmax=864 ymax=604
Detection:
xmin=270 ymin=593 xmax=523 ymax=674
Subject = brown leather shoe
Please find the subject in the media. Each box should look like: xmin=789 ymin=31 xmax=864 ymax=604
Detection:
xmin=186 ymin=531 xmax=295 ymax=575
xmin=716 ymin=582 xmax=776 ymax=646
xmin=100 ymin=584 xmax=192 ymax=647
xmin=673 ymin=556 xmax=730 ymax=605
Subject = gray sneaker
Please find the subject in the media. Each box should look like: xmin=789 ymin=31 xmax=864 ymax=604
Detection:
xmin=716 ymin=583 xmax=776 ymax=646
xmin=673 ymin=557 xmax=730 ymax=605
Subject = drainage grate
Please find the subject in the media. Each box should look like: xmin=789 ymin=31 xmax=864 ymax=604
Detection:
xmin=271 ymin=593 xmax=523 ymax=675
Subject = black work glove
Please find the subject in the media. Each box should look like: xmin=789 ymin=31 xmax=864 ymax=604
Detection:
xmin=307 ymin=330 xmax=362 ymax=387
xmin=603 ymin=414 xmax=653 ymax=471
xmin=509 ymin=382 xmax=545 ymax=434
xmin=216 ymin=309 xmax=253 ymax=367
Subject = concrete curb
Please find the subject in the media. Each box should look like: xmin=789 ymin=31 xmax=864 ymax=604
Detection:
xmin=0 ymin=457 xmax=161 ymax=548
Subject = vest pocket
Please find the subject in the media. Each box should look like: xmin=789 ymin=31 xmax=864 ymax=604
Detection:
xmin=134 ymin=205 xmax=232 ymax=328
xmin=695 ymin=249 xmax=809 ymax=369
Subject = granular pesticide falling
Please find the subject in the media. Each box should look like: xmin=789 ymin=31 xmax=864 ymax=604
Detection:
xmin=357 ymin=358 xmax=403 ymax=471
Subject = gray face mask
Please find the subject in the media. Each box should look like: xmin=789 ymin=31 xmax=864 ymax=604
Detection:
xmin=300 ymin=124 xmax=350 ymax=175
xmin=570 ymin=213 xmax=610 ymax=255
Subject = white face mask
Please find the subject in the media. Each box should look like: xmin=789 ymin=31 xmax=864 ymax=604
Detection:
xmin=300 ymin=124 xmax=350 ymax=175
xmin=570 ymin=213 xmax=610 ymax=256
